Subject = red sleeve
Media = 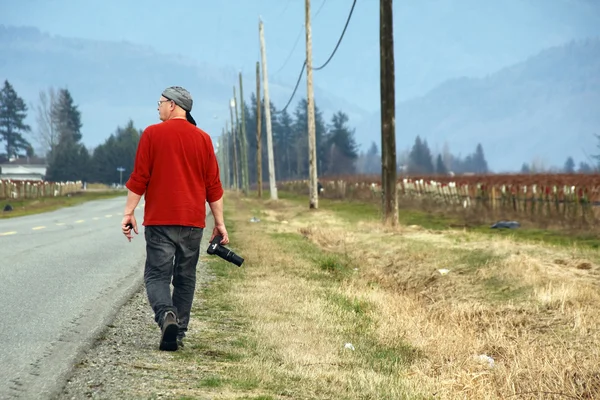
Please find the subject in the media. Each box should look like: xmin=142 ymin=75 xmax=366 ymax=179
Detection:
xmin=125 ymin=128 xmax=152 ymax=195
xmin=204 ymin=135 xmax=224 ymax=203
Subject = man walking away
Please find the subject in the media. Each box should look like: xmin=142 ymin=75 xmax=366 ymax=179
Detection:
xmin=121 ymin=86 xmax=229 ymax=351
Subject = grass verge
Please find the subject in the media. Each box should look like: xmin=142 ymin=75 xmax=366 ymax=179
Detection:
xmin=187 ymin=191 xmax=599 ymax=399
xmin=102 ymin=190 xmax=600 ymax=399
xmin=0 ymin=190 xmax=126 ymax=218
xmin=278 ymin=190 xmax=600 ymax=249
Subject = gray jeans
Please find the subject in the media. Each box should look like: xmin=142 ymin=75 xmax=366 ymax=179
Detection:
xmin=143 ymin=225 xmax=203 ymax=339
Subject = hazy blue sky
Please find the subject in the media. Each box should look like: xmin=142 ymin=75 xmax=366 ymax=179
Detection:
xmin=3 ymin=0 xmax=600 ymax=109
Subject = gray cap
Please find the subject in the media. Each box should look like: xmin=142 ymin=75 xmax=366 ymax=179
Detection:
xmin=161 ymin=86 xmax=196 ymax=126
xmin=162 ymin=86 xmax=193 ymax=111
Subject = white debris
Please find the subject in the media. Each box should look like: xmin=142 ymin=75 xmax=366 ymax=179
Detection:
xmin=344 ymin=343 xmax=355 ymax=351
xmin=438 ymin=269 xmax=450 ymax=275
xmin=475 ymin=354 xmax=495 ymax=368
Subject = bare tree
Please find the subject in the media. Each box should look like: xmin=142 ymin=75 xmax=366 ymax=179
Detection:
xmin=33 ymin=87 xmax=58 ymax=156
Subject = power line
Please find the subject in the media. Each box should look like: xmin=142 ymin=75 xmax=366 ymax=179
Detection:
xmin=314 ymin=0 xmax=327 ymax=18
xmin=273 ymin=0 xmax=327 ymax=77
xmin=279 ymin=61 xmax=306 ymax=114
xmin=279 ymin=0 xmax=291 ymax=17
xmin=275 ymin=0 xmax=356 ymax=113
xmin=273 ymin=24 xmax=304 ymax=77
xmin=314 ymin=0 xmax=356 ymax=70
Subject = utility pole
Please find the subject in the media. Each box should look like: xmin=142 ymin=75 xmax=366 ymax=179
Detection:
xmin=305 ymin=0 xmax=318 ymax=209
xmin=233 ymin=86 xmax=248 ymax=195
xmin=221 ymin=128 xmax=230 ymax=189
xmin=259 ymin=18 xmax=278 ymax=200
xmin=227 ymin=116 xmax=238 ymax=191
xmin=238 ymin=75 xmax=250 ymax=195
xmin=256 ymin=61 xmax=263 ymax=199
xmin=216 ymin=133 xmax=223 ymax=184
xmin=380 ymin=0 xmax=398 ymax=226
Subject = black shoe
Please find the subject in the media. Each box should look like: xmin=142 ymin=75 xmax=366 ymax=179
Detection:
xmin=159 ymin=311 xmax=179 ymax=351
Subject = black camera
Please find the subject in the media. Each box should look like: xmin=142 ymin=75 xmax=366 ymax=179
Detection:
xmin=207 ymin=235 xmax=244 ymax=267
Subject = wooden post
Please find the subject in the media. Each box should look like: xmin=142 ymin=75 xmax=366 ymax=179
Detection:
xmin=305 ymin=0 xmax=318 ymax=209
xmin=223 ymin=123 xmax=230 ymax=189
xmin=239 ymin=73 xmax=250 ymax=195
xmin=228 ymin=109 xmax=239 ymax=191
xmin=256 ymin=61 xmax=263 ymax=199
xmin=217 ymin=129 xmax=227 ymax=188
xmin=380 ymin=0 xmax=398 ymax=225
xmin=233 ymin=86 xmax=247 ymax=195
xmin=259 ymin=18 xmax=278 ymax=200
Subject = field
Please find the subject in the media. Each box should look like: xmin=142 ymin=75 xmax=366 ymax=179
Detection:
xmin=64 ymin=189 xmax=600 ymax=399
xmin=280 ymin=174 xmax=600 ymax=231
xmin=0 ymin=180 xmax=125 ymax=218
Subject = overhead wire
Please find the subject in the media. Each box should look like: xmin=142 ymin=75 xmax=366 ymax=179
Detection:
xmin=277 ymin=0 xmax=357 ymax=113
xmin=272 ymin=24 xmax=304 ymax=77
xmin=272 ymin=0 xmax=326 ymax=77
xmin=313 ymin=0 xmax=356 ymax=70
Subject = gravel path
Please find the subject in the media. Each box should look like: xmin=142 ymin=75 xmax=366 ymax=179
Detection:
xmin=57 ymin=223 xmax=216 ymax=400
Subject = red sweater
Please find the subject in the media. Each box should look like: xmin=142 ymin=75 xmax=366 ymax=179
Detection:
xmin=125 ymin=119 xmax=223 ymax=228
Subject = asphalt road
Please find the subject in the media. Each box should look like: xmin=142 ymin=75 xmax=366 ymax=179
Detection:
xmin=0 ymin=196 xmax=148 ymax=399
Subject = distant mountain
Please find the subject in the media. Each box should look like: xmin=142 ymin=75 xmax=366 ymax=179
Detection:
xmin=0 ymin=25 xmax=369 ymax=151
xmin=356 ymin=38 xmax=600 ymax=172
xmin=3 ymin=26 xmax=599 ymax=173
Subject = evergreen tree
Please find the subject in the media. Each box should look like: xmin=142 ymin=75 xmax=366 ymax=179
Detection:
xmin=0 ymin=80 xmax=33 ymax=158
xmin=314 ymin=101 xmax=329 ymax=175
xmin=90 ymin=120 xmax=141 ymax=183
xmin=408 ymin=136 xmax=434 ymax=174
xmin=290 ymin=98 xmax=331 ymax=179
xmin=578 ymin=161 xmax=593 ymax=174
xmin=357 ymin=141 xmax=381 ymax=174
xmin=53 ymin=89 xmax=82 ymax=143
xmin=274 ymin=107 xmax=294 ymax=180
xmin=521 ymin=163 xmax=531 ymax=173
xmin=472 ymin=143 xmax=489 ymax=173
xmin=326 ymin=111 xmax=358 ymax=175
xmin=46 ymin=89 xmax=88 ymax=181
xmin=365 ymin=142 xmax=380 ymax=174
xmin=292 ymin=99 xmax=309 ymax=178
xmin=435 ymin=154 xmax=448 ymax=175
xmin=563 ymin=156 xmax=575 ymax=173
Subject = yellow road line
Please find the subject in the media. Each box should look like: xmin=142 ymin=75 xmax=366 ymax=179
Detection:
xmin=0 ymin=231 xmax=17 ymax=236
xmin=75 ymin=220 xmax=85 ymax=224
xmin=56 ymin=223 xmax=65 ymax=226
xmin=105 ymin=214 xmax=112 ymax=218
xmin=32 ymin=226 xmax=46 ymax=231
xmin=92 ymin=217 xmax=100 ymax=221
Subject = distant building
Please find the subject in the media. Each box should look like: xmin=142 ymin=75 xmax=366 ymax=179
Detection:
xmin=0 ymin=157 xmax=48 ymax=181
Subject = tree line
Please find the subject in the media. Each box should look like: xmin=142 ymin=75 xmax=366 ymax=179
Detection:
xmin=1 ymin=78 xmax=598 ymax=184
xmin=0 ymin=80 xmax=140 ymax=183
xmin=0 ymin=80 xmax=363 ymax=185
xmin=223 ymin=94 xmax=360 ymax=187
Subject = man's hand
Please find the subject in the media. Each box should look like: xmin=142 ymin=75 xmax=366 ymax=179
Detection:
xmin=210 ymin=223 xmax=229 ymax=245
xmin=122 ymin=214 xmax=138 ymax=242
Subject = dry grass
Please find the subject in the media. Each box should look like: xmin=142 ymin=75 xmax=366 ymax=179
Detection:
xmin=217 ymin=192 xmax=600 ymax=400
xmin=100 ymin=192 xmax=600 ymax=399
xmin=0 ymin=189 xmax=126 ymax=218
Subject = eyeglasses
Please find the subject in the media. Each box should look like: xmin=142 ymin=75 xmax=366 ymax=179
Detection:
xmin=157 ymin=99 xmax=172 ymax=106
